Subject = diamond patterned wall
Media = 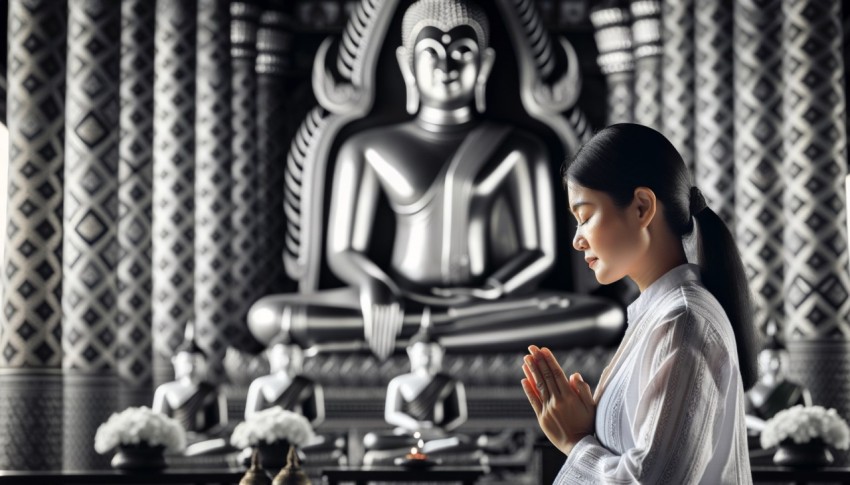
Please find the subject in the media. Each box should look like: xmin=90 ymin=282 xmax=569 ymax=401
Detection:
xmin=116 ymin=0 xmax=154 ymax=387
xmin=733 ymin=0 xmax=785 ymax=337
xmin=152 ymin=0 xmax=196 ymax=385
xmin=61 ymin=0 xmax=120 ymax=373
xmin=781 ymin=0 xmax=850 ymax=339
xmin=0 ymin=370 xmax=63 ymax=470
xmin=631 ymin=0 xmax=661 ymax=131
xmin=195 ymin=0 xmax=235 ymax=380
xmin=661 ymin=0 xmax=695 ymax=179
xmin=694 ymin=0 xmax=735 ymax=227
xmin=1 ymin=0 xmax=66 ymax=369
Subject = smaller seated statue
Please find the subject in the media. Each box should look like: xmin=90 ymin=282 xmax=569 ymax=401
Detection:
xmin=244 ymin=339 xmax=325 ymax=426
xmin=364 ymin=318 xmax=482 ymax=465
xmin=153 ymin=322 xmax=228 ymax=438
xmin=383 ymin=337 xmax=466 ymax=440
xmin=745 ymin=322 xmax=812 ymax=448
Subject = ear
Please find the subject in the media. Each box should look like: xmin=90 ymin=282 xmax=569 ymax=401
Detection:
xmin=633 ymin=187 xmax=656 ymax=229
xmin=396 ymin=46 xmax=419 ymax=115
xmin=475 ymin=47 xmax=496 ymax=113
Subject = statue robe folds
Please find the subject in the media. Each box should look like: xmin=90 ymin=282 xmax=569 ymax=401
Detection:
xmin=401 ymin=373 xmax=459 ymax=426
xmin=171 ymin=382 xmax=222 ymax=434
xmin=251 ymin=121 xmax=624 ymax=354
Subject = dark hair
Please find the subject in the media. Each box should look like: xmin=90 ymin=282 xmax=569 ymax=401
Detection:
xmin=562 ymin=123 xmax=759 ymax=390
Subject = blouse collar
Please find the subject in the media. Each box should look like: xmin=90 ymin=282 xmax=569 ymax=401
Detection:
xmin=626 ymin=263 xmax=702 ymax=323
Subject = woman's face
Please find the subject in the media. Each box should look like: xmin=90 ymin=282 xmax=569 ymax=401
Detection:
xmin=567 ymin=181 xmax=646 ymax=285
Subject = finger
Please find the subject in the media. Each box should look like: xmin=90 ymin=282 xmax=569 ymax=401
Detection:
xmin=540 ymin=348 xmax=570 ymax=395
xmin=531 ymin=346 xmax=561 ymax=398
xmin=570 ymin=373 xmax=595 ymax=411
xmin=521 ymin=378 xmax=542 ymax=416
xmin=522 ymin=363 xmax=540 ymax=400
xmin=524 ymin=354 xmax=548 ymax=400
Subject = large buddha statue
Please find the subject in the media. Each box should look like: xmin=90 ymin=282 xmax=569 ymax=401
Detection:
xmin=244 ymin=340 xmax=325 ymax=427
xmin=248 ymin=0 xmax=623 ymax=359
xmin=152 ymin=322 xmax=228 ymax=436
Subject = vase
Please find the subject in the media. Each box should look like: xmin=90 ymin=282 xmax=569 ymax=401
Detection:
xmin=773 ymin=438 xmax=834 ymax=468
xmin=110 ymin=443 xmax=167 ymax=471
xmin=257 ymin=440 xmax=290 ymax=472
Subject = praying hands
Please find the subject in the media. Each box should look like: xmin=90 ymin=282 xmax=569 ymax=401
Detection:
xmin=521 ymin=345 xmax=596 ymax=456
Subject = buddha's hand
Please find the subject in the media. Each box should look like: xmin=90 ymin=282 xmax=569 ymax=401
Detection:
xmin=521 ymin=345 xmax=595 ymax=456
xmin=360 ymin=279 xmax=404 ymax=361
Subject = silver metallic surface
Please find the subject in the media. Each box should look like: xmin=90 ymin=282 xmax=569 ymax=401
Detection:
xmin=250 ymin=0 xmax=624 ymax=359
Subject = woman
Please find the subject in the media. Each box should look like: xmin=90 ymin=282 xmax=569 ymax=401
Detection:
xmin=522 ymin=123 xmax=757 ymax=484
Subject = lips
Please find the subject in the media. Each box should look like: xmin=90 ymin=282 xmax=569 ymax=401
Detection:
xmin=586 ymin=257 xmax=598 ymax=268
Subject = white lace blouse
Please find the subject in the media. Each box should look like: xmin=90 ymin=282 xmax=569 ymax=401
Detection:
xmin=555 ymin=263 xmax=752 ymax=484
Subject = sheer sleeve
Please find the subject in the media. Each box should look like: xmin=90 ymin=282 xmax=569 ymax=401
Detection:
xmin=555 ymin=309 xmax=733 ymax=484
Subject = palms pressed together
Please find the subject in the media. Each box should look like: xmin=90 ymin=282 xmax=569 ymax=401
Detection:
xmin=521 ymin=345 xmax=596 ymax=456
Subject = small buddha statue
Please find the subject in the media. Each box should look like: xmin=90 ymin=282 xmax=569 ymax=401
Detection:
xmin=245 ymin=341 xmax=325 ymax=427
xmin=384 ymin=337 xmax=466 ymax=440
xmin=746 ymin=323 xmax=812 ymax=422
xmin=152 ymin=322 xmax=228 ymax=436
xmin=363 ymin=319 xmax=478 ymax=464
xmin=248 ymin=0 xmax=623 ymax=360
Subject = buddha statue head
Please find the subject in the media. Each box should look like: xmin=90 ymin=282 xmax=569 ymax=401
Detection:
xmin=172 ymin=320 xmax=208 ymax=382
xmin=407 ymin=338 xmax=445 ymax=376
xmin=268 ymin=340 xmax=305 ymax=376
xmin=396 ymin=0 xmax=495 ymax=116
xmin=757 ymin=322 xmax=789 ymax=385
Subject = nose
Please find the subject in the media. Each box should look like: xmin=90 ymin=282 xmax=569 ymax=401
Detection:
xmin=573 ymin=227 xmax=588 ymax=251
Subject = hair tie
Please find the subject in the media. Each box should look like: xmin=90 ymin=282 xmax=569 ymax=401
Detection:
xmin=689 ymin=186 xmax=707 ymax=216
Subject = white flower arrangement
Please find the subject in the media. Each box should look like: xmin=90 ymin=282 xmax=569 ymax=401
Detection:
xmin=230 ymin=406 xmax=315 ymax=449
xmin=760 ymin=405 xmax=850 ymax=451
xmin=94 ymin=406 xmax=187 ymax=454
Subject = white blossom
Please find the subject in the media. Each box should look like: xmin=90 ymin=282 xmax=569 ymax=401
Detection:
xmin=94 ymin=406 xmax=187 ymax=454
xmin=760 ymin=405 xmax=850 ymax=451
xmin=230 ymin=406 xmax=315 ymax=449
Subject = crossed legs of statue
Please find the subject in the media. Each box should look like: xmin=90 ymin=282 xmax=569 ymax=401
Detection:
xmin=248 ymin=288 xmax=623 ymax=353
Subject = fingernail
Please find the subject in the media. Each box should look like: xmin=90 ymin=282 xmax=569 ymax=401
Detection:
xmin=577 ymin=373 xmax=585 ymax=383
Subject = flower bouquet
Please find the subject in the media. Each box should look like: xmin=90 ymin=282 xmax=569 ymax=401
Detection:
xmin=231 ymin=406 xmax=315 ymax=470
xmin=761 ymin=405 xmax=850 ymax=467
xmin=94 ymin=406 xmax=186 ymax=470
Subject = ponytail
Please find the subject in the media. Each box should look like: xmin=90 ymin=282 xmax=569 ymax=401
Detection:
xmin=565 ymin=123 xmax=760 ymax=391
xmin=693 ymin=206 xmax=759 ymax=390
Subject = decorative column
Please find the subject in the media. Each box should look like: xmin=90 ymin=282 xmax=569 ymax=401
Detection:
xmin=0 ymin=0 xmax=66 ymax=470
xmin=630 ymin=0 xmax=662 ymax=131
xmin=733 ymin=0 xmax=785 ymax=338
xmin=590 ymin=2 xmax=634 ymax=125
xmin=195 ymin=0 xmax=234 ymax=379
xmin=230 ymin=2 xmax=263 ymax=346
xmin=116 ymin=0 xmax=155 ymax=407
xmin=780 ymin=0 xmax=850 ymax=463
xmin=661 ymin=0 xmax=695 ymax=178
xmin=62 ymin=0 xmax=121 ymax=470
xmin=256 ymin=10 xmax=293 ymax=297
xmin=693 ymin=0 xmax=735 ymax=226
xmin=152 ymin=0 xmax=196 ymax=386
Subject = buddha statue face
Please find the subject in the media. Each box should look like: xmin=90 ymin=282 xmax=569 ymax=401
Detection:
xmin=268 ymin=343 xmax=304 ymax=375
xmin=408 ymin=341 xmax=444 ymax=375
xmin=172 ymin=350 xmax=207 ymax=382
xmin=396 ymin=0 xmax=495 ymax=115
xmin=758 ymin=349 xmax=788 ymax=382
